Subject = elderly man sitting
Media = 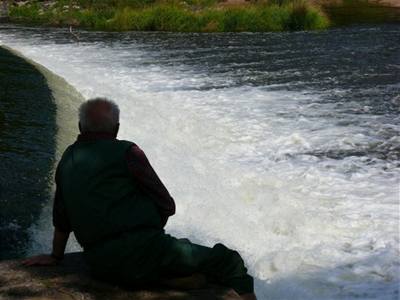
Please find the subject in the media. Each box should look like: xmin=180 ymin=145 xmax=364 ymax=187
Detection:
xmin=22 ymin=98 xmax=257 ymax=300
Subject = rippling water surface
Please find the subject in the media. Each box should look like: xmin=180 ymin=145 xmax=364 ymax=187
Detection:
xmin=0 ymin=24 xmax=399 ymax=299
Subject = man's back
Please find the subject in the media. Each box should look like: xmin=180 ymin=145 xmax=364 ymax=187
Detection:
xmin=56 ymin=136 xmax=162 ymax=248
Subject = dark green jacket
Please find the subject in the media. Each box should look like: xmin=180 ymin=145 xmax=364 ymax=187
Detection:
xmin=56 ymin=138 xmax=163 ymax=249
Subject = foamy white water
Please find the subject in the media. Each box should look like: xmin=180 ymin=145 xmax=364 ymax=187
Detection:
xmin=1 ymin=25 xmax=399 ymax=299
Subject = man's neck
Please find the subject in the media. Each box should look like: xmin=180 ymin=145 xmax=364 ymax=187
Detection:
xmin=77 ymin=131 xmax=117 ymax=142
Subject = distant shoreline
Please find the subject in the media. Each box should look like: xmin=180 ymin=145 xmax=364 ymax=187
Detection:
xmin=2 ymin=0 xmax=400 ymax=32
xmin=1 ymin=0 xmax=330 ymax=32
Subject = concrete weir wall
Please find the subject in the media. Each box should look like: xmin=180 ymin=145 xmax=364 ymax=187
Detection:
xmin=0 ymin=45 xmax=83 ymax=259
xmin=1 ymin=45 xmax=84 ymax=158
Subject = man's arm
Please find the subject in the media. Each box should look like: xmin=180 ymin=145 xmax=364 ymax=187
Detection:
xmin=127 ymin=144 xmax=176 ymax=226
xmin=22 ymin=227 xmax=69 ymax=266
xmin=22 ymin=168 xmax=72 ymax=266
xmin=51 ymin=227 xmax=70 ymax=260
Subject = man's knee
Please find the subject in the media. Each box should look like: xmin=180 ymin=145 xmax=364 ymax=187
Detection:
xmin=210 ymin=243 xmax=254 ymax=295
xmin=211 ymin=243 xmax=247 ymax=274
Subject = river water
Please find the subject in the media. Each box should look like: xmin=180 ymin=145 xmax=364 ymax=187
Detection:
xmin=0 ymin=24 xmax=399 ymax=299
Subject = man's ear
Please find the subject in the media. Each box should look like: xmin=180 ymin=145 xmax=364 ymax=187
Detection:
xmin=114 ymin=123 xmax=120 ymax=137
xmin=78 ymin=122 xmax=82 ymax=133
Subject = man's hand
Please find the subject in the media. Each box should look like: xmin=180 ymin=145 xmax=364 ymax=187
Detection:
xmin=21 ymin=254 xmax=59 ymax=266
xmin=21 ymin=228 xmax=69 ymax=267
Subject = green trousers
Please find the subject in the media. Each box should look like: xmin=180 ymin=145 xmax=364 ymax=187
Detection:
xmin=83 ymin=229 xmax=254 ymax=295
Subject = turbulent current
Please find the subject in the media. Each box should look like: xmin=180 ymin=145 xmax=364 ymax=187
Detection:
xmin=0 ymin=24 xmax=399 ymax=299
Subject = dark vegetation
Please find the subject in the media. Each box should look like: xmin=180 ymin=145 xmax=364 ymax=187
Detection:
xmin=321 ymin=0 xmax=400 ymax=26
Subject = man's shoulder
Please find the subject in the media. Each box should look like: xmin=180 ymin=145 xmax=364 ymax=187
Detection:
xmin=116 ymin=139 xmax=137 ymax=147
xmin=58 ymin=139 xmax=140 ymax=164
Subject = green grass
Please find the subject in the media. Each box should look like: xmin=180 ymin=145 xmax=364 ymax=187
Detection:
xmin=8 ymin=1 xmax=330 ymax=32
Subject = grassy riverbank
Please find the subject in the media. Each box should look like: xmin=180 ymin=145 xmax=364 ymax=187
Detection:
xmin=5 ymin=0 xmax=400 ymax=32
xmin=7 ymin=0 xmax=330 ymax=32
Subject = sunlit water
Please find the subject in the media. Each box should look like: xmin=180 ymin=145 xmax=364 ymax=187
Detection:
xmin=0 ymin=24 xmax=399 ymax=300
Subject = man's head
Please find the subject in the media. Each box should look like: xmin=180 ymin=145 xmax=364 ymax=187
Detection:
xmin=78 ymin=98 xmax=120 ymax=136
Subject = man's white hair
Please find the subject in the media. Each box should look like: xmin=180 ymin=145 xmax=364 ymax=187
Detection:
xmin=79 ymin=97 xmax=120 ymax=133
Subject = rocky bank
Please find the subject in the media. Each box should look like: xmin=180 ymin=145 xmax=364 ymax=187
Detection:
xmin=0 ymin=252 xmax=241 ymax=300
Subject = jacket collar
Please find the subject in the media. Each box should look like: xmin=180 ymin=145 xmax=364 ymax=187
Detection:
xmin=76 ymin=132 xmax=117 ymax=142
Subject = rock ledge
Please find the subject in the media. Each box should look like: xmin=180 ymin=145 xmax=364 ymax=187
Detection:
xmin=0 ymin=252 xmax=239 ymax=300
